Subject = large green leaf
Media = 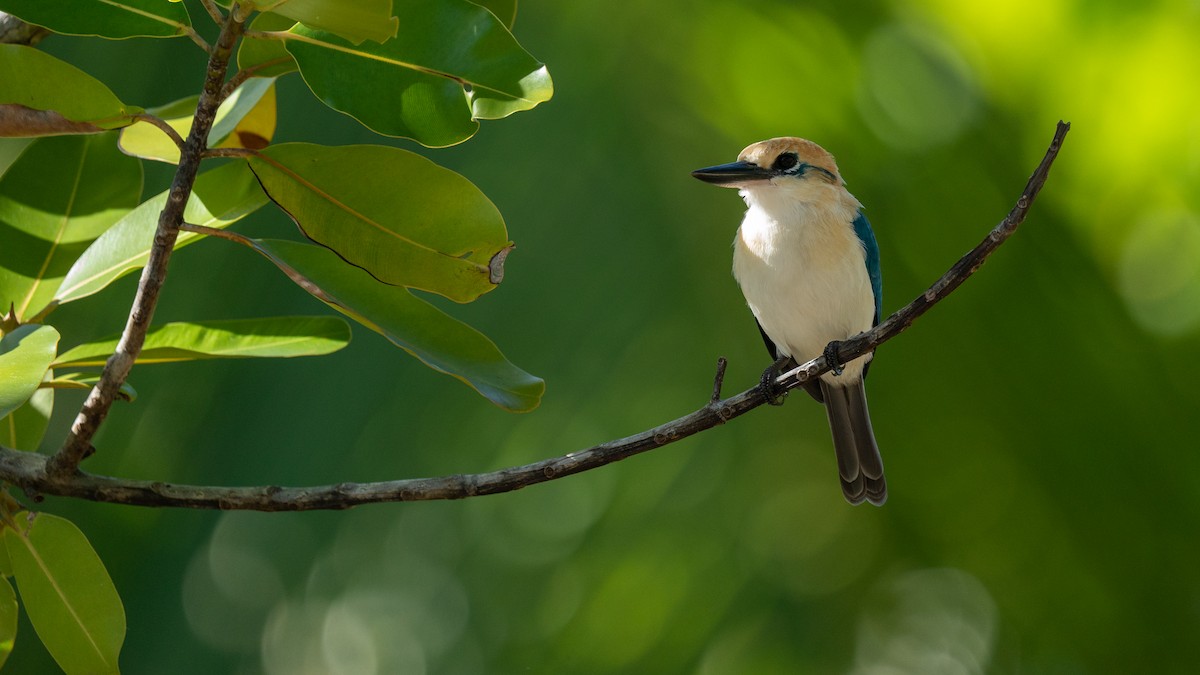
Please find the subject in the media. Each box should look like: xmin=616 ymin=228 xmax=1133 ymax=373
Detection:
xmin=0 ymin=46 xmax=143 ymax=136
xmin=0 ymin=325 xmax=59 ymax=420
xmin=237 ymin=12 xmax=299 ymax=79
xmin=271 ymin=0 xmax=396 ymax=45
xmin=1 ymin=385 xmax=52 ymax=451
xmin=54 ymin=316 xmax=351 ymax=367
xmin=0 ymin=0 xmax=191 ymax=39
xmin=0 ymin=577 xmax=14 ymax=669
xmin=282 ymin=0 xmax=552 ymax=146
xmin=0 ymin=133 xmax=143 ymax=321
xmin=248 ymin=143 xmax=511 ymax=303
xmin=246 ymin=238 xmax=543 ymax=412
xmin=5 ymin=512 xmax=124 ymax=675
xmin=118 ymin=78 xmax=276 ymax=163
xmin=54 ymin=161 xmax=266 ymax=307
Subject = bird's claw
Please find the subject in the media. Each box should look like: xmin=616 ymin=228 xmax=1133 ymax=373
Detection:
xmin=823 ymin=341 xmax=844 ymax=376
xmin=759 ymin=355 xmax=794 ymax=406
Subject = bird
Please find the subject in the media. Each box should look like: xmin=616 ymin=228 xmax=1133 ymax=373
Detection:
xmin=692 ymin=137 xmax=886 ymax=505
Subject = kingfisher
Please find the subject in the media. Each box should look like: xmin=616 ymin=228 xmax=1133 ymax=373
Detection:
xmin=693 ymin=137 xmax=886 ymax=505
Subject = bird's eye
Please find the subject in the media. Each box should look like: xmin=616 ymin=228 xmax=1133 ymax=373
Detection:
xmin=772 ymin=152 xmax=799 ymax=172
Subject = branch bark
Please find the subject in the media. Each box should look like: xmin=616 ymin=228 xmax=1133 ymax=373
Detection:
xmin=47 ymin=6 xmax=250 ymax=478
xmin=3 ymin=122 xmax=1070 ymax=510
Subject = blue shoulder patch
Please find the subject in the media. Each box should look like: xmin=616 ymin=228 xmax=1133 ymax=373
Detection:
xmin=852 ymin=211 xmax=883 ymax=325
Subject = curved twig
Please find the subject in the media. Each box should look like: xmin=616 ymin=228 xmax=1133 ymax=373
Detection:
xmin=1 ymin=122 xmax=1070 ymax=510
xmin=132 ymin=113 xmax=185 ymax=151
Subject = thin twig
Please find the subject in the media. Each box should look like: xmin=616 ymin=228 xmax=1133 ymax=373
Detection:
xmin=6 ymin=123 xmax=1069 ymax=509
xmin=219 ymin=68 xmax=253 ymax=101
xmin=48 ymin=6 xmax=251 ymax=478
xmin=201 ymin=147 xmax=256 ymax=159
xmin=182 ymin=26 xmax=212 ymax=53
xmin=132 ymin=113 xmax=185 ymax=151
xmin=199 ymin=0 xmax=224 ymax=24
xmin=710 ymin=358 xmax=728 ymax=404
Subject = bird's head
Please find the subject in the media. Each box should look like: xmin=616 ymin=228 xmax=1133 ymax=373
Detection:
xmin=692 ymin=137 xmax=846 ymax=205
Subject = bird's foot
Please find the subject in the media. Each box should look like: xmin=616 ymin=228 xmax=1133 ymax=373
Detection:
xmin=759 ymin=355 xmax=795 ymax=406
xmin=823 ymin=341 xmax=845 ymax=376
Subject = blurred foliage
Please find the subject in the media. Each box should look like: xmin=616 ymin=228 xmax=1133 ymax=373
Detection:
xmin=5 ymin=0 xmax=1199 ymax=672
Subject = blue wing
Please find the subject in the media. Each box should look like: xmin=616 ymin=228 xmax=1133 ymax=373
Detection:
xmin=852 ymin=211 xmax=882 ymax=326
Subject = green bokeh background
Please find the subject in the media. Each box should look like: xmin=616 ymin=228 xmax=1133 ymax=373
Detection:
xmin=10 ymin=0 xmax=1200 ymax=672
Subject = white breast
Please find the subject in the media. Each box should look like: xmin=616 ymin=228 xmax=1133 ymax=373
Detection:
xmin=732 ymin=191 xmax=875 ymax=385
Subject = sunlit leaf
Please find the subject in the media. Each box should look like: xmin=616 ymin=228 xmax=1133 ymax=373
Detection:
xmin=0 ymin=0 xmax=191 ymax=39
xmin=283 ymin=0 xmax=552 ymax=146
xmin=0 ymin=577 xmax=14 ymax=668
xmin=247 ymin=238 xmax=543 ymax=411
xmin=1 ymin=384 xmax=52 ymax=451
xmin=40 ymin=373 xmax=136 ymax=403
xmin=248 ymin=143 xmax=511 ymax=303
xmin=0 ymin=139 xmax=32 ymax=180
xmin=237 ymin=12 xmax=298 ymax=78
xmin=118 ymin=78 xmax=276 ymax=163
xmin=271 ymin=0 xmax=396 ymax=45
xmin=0 ymin=133 xmax=143 ymax=321
xmin=472 ymin=0 xmax=516 ymax=28
xmin=54 ymin=316 xmax=351 ymax=367
xmin=5 ymin=512 xmax=124 ymax=675
xmin=54 ymin=162 xmax=266 ymax=306
xmin=0 ymin=325 xmax=59 ymax=420
xmin=0 ymin=46 xmax=143 ymax=135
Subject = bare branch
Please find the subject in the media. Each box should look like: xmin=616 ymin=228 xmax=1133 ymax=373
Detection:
xmin=5 ymin=123 xmax=1070 ymax=510
xmin=48 ymin=7 xmax=251 ymax=478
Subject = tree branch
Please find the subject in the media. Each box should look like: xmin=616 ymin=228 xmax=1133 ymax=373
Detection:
xmin=47 ymin=6 xmax=250 ymax=478
xmin=13 ymin=122 xmax=1067 ymax=509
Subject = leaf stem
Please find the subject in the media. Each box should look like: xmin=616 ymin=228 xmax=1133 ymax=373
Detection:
xmin=199 ymin=0 xmax=225 ymax=25
xmin=131 ymin=113 xmax=185 ymax=151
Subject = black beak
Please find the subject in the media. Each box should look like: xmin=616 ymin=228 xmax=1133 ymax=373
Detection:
xmin=691 ymin=160 xmax=773 ymax=187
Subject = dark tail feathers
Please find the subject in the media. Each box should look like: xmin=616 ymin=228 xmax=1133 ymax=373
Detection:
xmin=821 ymin=379 xmax=886 ymax=506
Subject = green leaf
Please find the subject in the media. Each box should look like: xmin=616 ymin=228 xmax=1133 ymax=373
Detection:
xmin=40 ymin=373 xmax=136 ymax=403
xmin=283 ymin=0 xmax=552 ymax=146
xmin=53 ymin=316 xmax=351 ymax=367
xmin=0 ymin=325 xmax=59 ymax=420
xmin=2 ymin=385 xmax=52 ymax=451
xmin=5 ymin=512 xmax=124 ymax=675
xmin=472 ymin=0 xmax=516 ymax=28
xmin=0 ymin=133 xmax=143 ymax=321
xmin=55 ymin=161 xmax=266 ymax=306
xmin=0 ymin=139 xmax=32 ymax=179
xmin=0 ymin=541 xmax=10 ymax=576
xmin=248 ymin=239 xmax=543 ymax=411
xmin=237 ymin=12 xmax=299 ymax=78
xmin=271 ymin=0 xmax=397 ymax=45
xmin=118 ymin=78 xmax=276 ymax=163
xmin=0 ymin=577 xmax=14 ymax=669
xmin=0 ymin=0 xmax=191 ymax=39
xmin=0 ymin=46 xmax=144 ymax=135
xmin=248 ymin=143 xmax=511 ymax=303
